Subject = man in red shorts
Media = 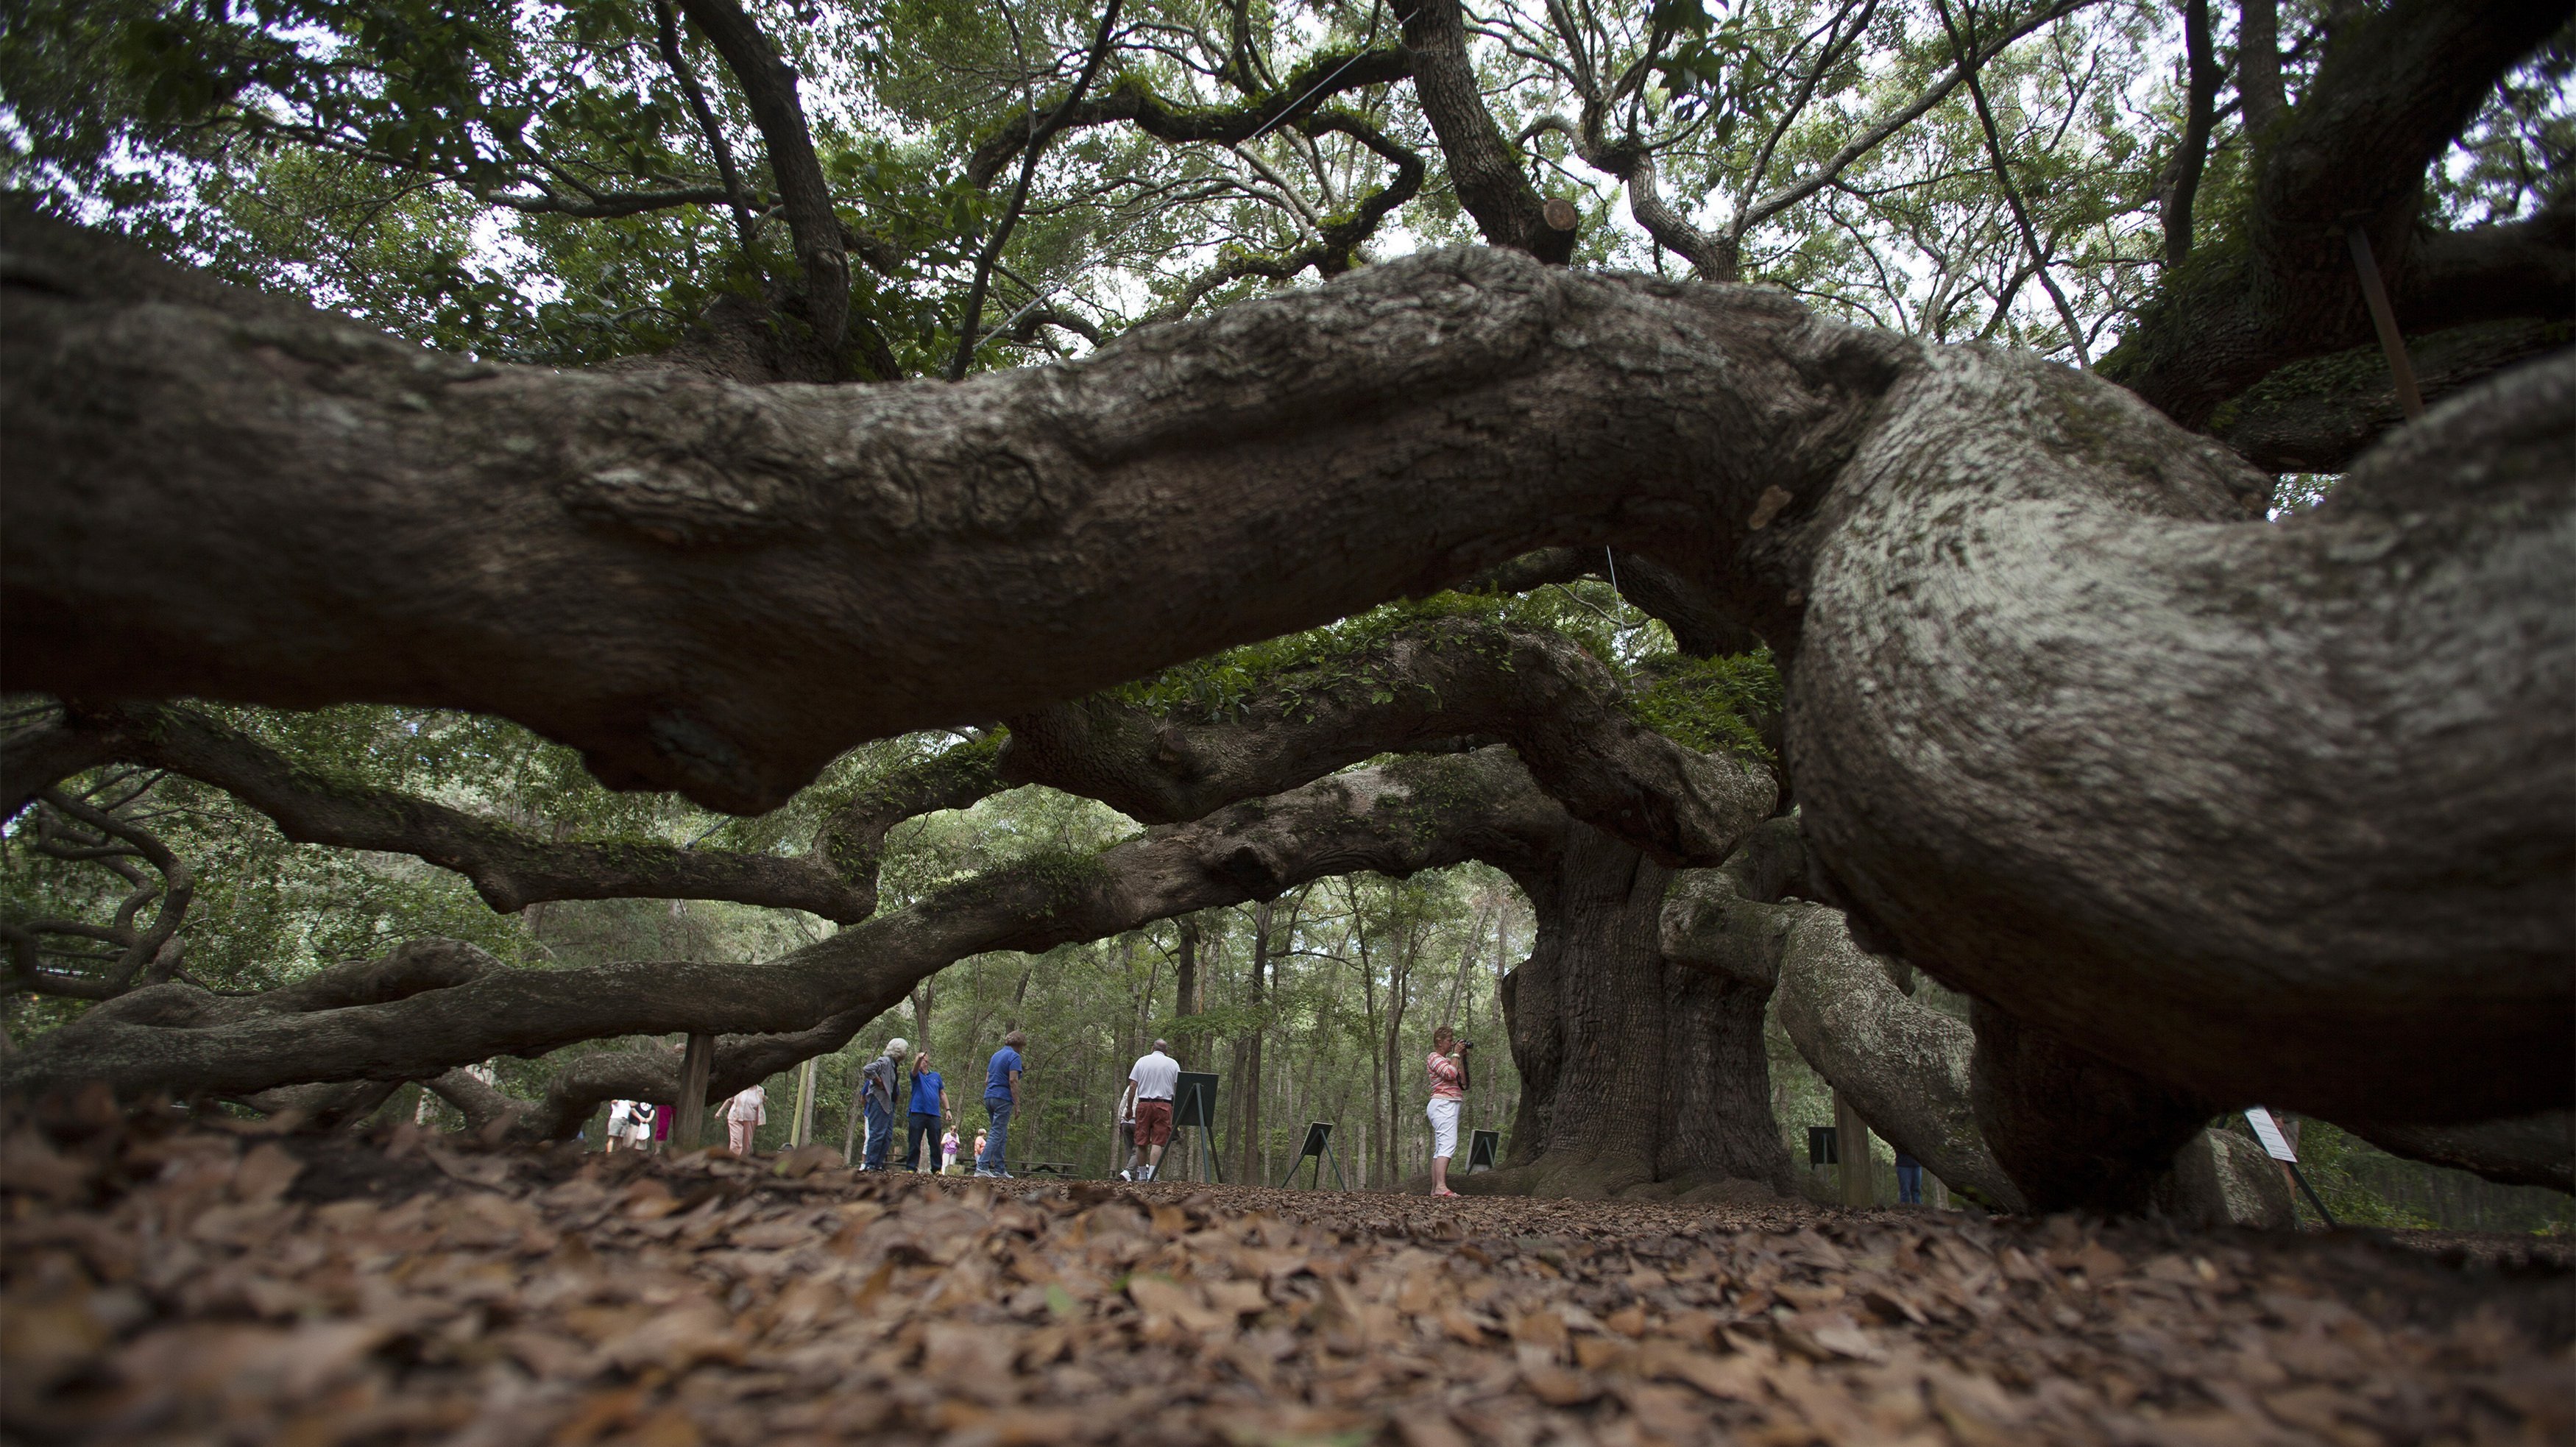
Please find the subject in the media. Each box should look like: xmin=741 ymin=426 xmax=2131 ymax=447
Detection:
xmin=1119 ymin=1039 xmax=1180 ymax=1182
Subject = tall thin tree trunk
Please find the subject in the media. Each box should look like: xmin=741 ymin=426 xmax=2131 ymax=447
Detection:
xmin=1240 ymin=897 xmax=1272 ymax=1182
xmin=1175 ymin=915 xmax=1201 ymax=1061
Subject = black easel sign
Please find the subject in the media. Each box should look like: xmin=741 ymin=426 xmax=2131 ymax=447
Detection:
xmin=1279 ymin=1120 xmax=1350 ymax=1190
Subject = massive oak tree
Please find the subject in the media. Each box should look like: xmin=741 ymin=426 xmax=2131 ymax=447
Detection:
xmin=1 ymin=0 xmax=2568 ymax=1207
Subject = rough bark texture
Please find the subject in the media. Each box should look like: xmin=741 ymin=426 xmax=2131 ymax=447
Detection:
xmin=1790 ymin=348 xmax=2574 ymax=1127
xmin=1661 ymin=818 xmax=2025 ymax=1210
xmin=1390 ymin=0 xmax=1577 ymax=263
xmin=2151 ymin=1128 xmax=2297 ymax=1230
xmin=1769 ymin=908 xmax=2027 ymax=1213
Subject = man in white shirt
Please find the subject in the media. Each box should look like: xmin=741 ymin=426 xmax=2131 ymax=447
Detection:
xmin=1117 ymin=1040 xmax=1181 ymax=1181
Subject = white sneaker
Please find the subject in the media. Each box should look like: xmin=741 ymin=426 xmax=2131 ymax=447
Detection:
xmin=1118 ymin=1170 xmax=1132 ymax=1181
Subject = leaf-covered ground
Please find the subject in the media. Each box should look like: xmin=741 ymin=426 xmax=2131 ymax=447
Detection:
xmin=4 ymin=1102 xmax=2569 ymax=1446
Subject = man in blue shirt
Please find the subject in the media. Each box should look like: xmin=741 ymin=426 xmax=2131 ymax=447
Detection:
xmin=977 ymin=1030 xmax=1025 ymax=1177
xmin=904 ymin=1048 xmax=949 ymax=1172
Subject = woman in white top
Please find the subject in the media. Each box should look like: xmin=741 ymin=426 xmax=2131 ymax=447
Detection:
xmin=626 ymin=1101 xmax=656 ymax=1150
xmin=725 ymin=1083 xmax=767 ymax=1156
xmin=605 ymin=1099 xmax=634 ymax=1152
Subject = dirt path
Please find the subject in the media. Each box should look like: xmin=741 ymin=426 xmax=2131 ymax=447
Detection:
xmin=4 ymin=1105 xmax=2567 ymax=1445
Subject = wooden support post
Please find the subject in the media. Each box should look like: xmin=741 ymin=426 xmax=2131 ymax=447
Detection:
xmin=2346 ymin=226 xmax=2424 ymax=421
xmin=673 ymin=1033 xmax=715 ymax=1153
xmin=1833 ymin=1090 xmax=1875 ymax=1207
xmin=792 ymin=1058 xmax=818 ymax=1148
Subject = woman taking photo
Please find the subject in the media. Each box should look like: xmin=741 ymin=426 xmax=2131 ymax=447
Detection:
xmin=1426 ymin=1026 xmax=1469 ymax=1197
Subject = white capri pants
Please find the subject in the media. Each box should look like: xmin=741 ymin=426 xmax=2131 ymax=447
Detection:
xmin=1426 ymin=1097 xmax=1462 ymax=1160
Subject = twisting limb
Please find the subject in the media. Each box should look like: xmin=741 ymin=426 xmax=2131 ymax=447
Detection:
xmin=15 ymin=701 xmax=887 ymax=923
xmin=0 ymin=749 xmax=1574 ymax=1106
xmin=1139 ymin=110 xmax=1426 ymax=323
xmin=964 ymin=46 xmax=1414 ymax=185
xmin=1660 ymin=819 xmax=2027 ymax=1209
xmin=999 ymin=616 xmax=1773 ymax=866
xmin=1 ymin=787 xmax=194 ymax=1000
xmin=1724 ymin=0 xmax=2105 ymax=255
xmin=1932 ymin=0 xmax=2089 ymax=367
xmin=6 ymin=208 xmax=2568 ymax=1128
xmin=5 ymin=215 xmax=1884 ymax=813
xmin=2099 ymin=0 xmax=2571 ymax=429
xmin=1391 ymin=0 xmax=1579 ymax=262
xmin=2340 ymin=1111 xmax=2574 ymax=1194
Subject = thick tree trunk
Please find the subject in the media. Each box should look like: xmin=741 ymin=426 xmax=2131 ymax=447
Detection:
xmin=1475 ymin=824 xmax=1792 ymax=1198
xmin=1968 ymin=1001 xmax=2216 ymax=1216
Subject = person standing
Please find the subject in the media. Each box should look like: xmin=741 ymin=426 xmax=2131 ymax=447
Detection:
xmin=860 ymin=1037 xmax=907 ymax=1172
xmin=1118 ymin=1039 xmax=1181 ymax=1182
xmin=904 ymin=1050 xmax=949 ymax=1172
xmin=617 ymin=1100 xmax=655 ymax=1153
xmin=941 ymin=1127 xmax=961 ymax=1175
xmin=971 ymin=1129 xmax=987 ymax=1171
xmin=605 ymin=1098 xmax=634 ymax=1153
xmin=1894 ymin=1147 xmax=1924 ymax=1205
xmin=1426 ymin=1025 xmax=1469 ymax=1198
xmin=977 ymin=1030 xmax=1025 ymax=1177
xmin=650 ymin=1098 xmax=673 ymax=1154
xmin=725 ymin=1082 xmax=767 ymax=1156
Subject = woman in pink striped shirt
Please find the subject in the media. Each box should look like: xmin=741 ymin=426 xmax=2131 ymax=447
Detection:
xmin=1426 ymin=1025 xmax=1468 ymax=1197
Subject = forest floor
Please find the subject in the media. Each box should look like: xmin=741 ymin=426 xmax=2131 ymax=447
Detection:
xmin=4 ymin=1103 xmax=2569 ymax=1447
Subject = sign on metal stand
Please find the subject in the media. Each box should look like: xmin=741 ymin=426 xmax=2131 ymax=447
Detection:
xmin=1173 ymin=1072 xmax=1224 ymax=1184
xmin=1280 ymin=1121 xmax=1350 ymax=1190
xmin=1466 ymin=1130 xmax=1501 ymax=1174
xmin=2245 ymin=1107 xmax=2338 ymax=1228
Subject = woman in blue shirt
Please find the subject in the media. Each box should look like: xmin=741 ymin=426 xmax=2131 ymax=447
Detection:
xmin=905 ymin=1050 xmax=949 ymax=1172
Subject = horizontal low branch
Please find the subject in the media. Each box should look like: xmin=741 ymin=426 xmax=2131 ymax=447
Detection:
xmin=4 ymin=205 xmax=1879 ymax=813
xmin=20 ymin=701 xmax=880 ymax=921
xmin=0 ymin=748 xmax=1570 ymax=1104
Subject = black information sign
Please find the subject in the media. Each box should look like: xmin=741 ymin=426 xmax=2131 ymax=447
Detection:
xmin=1808 ymin=1125 xmax=1839 ymax=1167
xmin=1175 ymin=1072 xmax=1219 ymax=1131
xmin=1466 ymin=1129 xmax=1501 ymax=1174
xmin=1279 ymin=1121 xmax=1351 ymax=1190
